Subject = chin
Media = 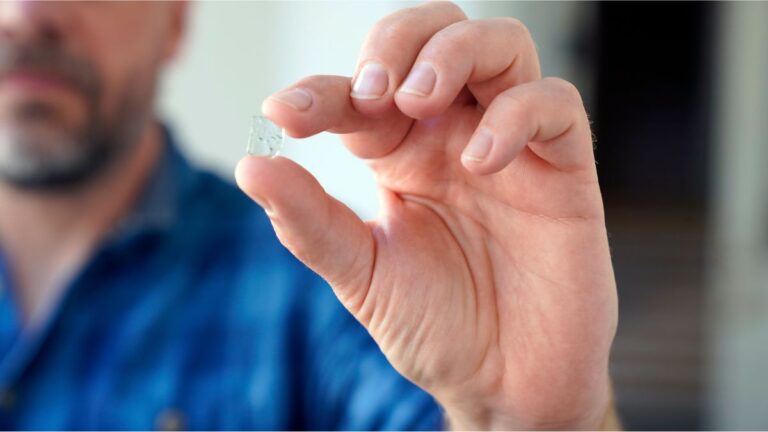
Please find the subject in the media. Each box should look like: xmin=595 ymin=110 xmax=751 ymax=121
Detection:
xmin=0 ymin=116 xmax=99 ymax=187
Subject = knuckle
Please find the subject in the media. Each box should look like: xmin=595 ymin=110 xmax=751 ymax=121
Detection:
xmin=498 ymin=16 xmax=532 ymax=39
xmin=499 ymin=17 xmax=537 ymax=59
xmin=422 ymin=1 xmax=468 ymax=21
xmin=427 ymin=22 xmax=475 ymax=57
xmin=371 ymin=1 xmax=467 ymax=43
xmin=427 ymin=1 xmax=467 ymax=20
xmin=370 ymin=14 xmax=416 ymax=45
xmin=544 ymin=77 xmax=583 ymax=106
xmin=498 ymin=91 xmax=532 ymax=123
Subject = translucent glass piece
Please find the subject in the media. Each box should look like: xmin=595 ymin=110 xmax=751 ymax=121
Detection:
xmin=247 ymin=115 xmax=285 ymax=158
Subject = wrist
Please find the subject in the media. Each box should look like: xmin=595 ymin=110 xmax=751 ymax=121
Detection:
xmin=442 ymin=402 xmax=611 ymax=431
xmin=438 ymin=377 xmax=616 ymax=431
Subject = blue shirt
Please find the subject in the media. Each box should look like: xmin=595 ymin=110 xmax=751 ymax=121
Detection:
xmin=0 ymin=127 xmax=442 ymax=430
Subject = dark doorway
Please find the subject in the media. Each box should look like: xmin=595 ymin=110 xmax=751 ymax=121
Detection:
xmin=590 ymin=2 xmax=715 ymax=430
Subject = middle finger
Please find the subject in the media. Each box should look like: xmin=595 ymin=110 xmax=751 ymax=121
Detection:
xmin=350 ymin=2 xmax=468 ymax=117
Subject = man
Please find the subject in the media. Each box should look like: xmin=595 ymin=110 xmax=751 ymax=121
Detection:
xmin=0 ymin=1 xmax=619 ymax=430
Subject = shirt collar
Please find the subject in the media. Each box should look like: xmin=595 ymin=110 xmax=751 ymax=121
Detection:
xmin=0 ymin=123 xmax=198 ymax=385
xmin=107 ymin=123 xmax=196 ymax=245
xmin=0 ymin=123 xmax=196 ymax=279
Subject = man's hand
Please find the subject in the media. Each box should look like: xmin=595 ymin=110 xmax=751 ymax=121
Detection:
xmin=236 ymin=2 xmax=618 ymax=429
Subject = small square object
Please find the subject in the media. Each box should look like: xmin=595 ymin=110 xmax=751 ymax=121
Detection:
xmin=247 ymin=115 xmax=285 ymax=158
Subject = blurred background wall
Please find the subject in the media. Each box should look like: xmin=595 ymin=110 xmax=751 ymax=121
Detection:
xmin=709 ymin=2 xmax=768 ymax=429
xmin=159 ymin=1 xmax=588 ymax=219
xmin=158 ymin=1 xmax=768 ymax=430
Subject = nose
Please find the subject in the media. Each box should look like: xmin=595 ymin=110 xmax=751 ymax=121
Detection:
xmin=0 ymin=1 xmax=66 ymax=44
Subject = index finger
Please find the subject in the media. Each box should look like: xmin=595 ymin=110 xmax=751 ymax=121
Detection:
xmin=262 ymin=75 xmax=412 ymax=159
xmin=394 ymin=17 xmax=542 ymax=120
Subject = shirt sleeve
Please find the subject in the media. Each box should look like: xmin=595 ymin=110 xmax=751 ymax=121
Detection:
xmin=300 ymin=274 xmax=444 ymax=431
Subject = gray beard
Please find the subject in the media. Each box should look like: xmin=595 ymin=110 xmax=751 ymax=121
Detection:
xmin=0 ymin=92 xmax=149 ymax=192
xmin=0 ymin=40 xmax=154 ymax=192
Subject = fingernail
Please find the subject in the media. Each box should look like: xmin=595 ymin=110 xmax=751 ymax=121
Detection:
xmin=351 ymin=62 xmax=389 ymax=100
xmin=269 ymin=88 xmax=313 ymax=111
xmin=463 ymin=128 xmax=494 ymax=163
xmin=399 ymin=62 xmax=437 ymax=97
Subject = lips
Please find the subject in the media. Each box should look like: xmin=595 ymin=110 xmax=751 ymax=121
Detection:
xmin=0 ymin=69 xmax=78 ymax=94
xmin=0 ymin=43 xmax=100 ymax=102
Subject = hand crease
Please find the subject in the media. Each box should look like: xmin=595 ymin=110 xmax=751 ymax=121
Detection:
xmin=398 ymin=192 xmax=503 ymax=390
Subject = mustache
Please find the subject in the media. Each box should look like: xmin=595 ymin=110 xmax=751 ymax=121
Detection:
xmin=0 ymin=41 xmax=100 ymax=100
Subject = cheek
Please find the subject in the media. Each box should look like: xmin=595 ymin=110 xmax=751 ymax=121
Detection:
xmin=88 ymin=28 xmax=165 ymax=123
xmin=89 ymin=6 xmax=170 ymax=89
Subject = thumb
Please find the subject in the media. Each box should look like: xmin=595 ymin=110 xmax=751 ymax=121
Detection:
xmin=235 ymin=155 xmax=374 ymax=312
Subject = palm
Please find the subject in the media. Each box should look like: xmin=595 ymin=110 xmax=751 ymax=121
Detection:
xmin=341 ymin=99 xmax=616 ymax=421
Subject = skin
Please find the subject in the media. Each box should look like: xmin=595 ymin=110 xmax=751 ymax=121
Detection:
xmin=236 ymin=2 xmax=618 ymax=430
xmin=0 ymin=1 xmax=619 ymax=429
xmin=0 ymin=1 xmax=185 ymax=320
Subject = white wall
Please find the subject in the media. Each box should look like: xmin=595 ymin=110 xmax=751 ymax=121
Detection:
xmin=159 ymin=1 xmax=586 ymax=219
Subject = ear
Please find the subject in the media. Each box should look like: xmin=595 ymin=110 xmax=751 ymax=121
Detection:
xmin=162 ymin=0 xmax=189 ymax=62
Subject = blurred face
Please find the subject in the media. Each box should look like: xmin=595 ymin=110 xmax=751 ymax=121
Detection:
xmin=0 ymin=1 xmax=184 ymax=189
